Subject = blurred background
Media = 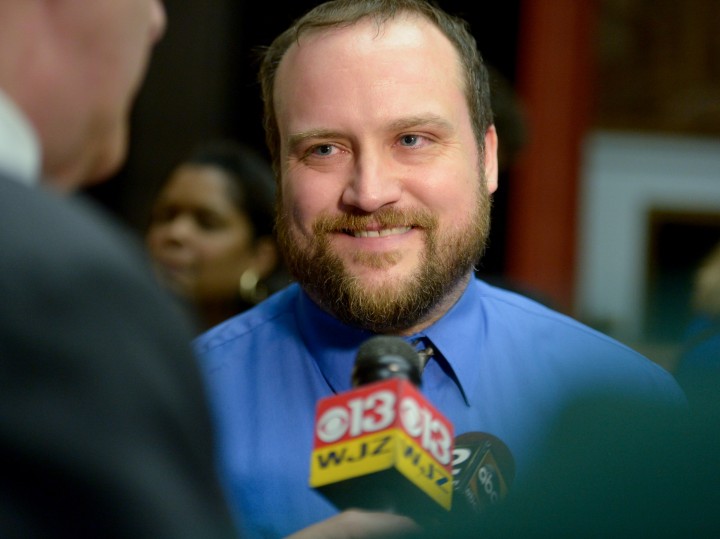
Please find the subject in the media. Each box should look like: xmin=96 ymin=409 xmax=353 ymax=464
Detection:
xmin=83 ymin=0 xmax=720 ymax=370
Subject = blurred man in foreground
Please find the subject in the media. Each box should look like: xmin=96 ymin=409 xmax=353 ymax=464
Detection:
xmin=0 ymin=1 xmax=236 ymax=536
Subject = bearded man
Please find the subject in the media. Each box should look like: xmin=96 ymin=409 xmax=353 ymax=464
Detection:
xmin=194 ymin=2 xmax=685 ymax=538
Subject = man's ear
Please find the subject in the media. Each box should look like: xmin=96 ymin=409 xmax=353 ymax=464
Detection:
xmin=483 ymin=125 xmax=499 ymax=194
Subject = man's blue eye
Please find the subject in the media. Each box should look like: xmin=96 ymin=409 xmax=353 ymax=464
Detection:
xmin=313 ymin=145 xmax=334 ymax=156
xmin=400 ymin=135 xmax=419 ymax=146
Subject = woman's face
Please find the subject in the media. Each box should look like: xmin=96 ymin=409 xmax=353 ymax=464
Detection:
xmin=146 ymin=164 xmax=256 ymax=302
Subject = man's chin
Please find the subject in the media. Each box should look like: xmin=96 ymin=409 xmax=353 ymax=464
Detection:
xmin=346 ymin=266 xmax=418 ymax=295
xmin=341 ymin=249 xmax=416 ymax=276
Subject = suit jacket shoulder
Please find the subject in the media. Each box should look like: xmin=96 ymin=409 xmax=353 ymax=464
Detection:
xmin=0 ymin=175 xmax=237 ymax=538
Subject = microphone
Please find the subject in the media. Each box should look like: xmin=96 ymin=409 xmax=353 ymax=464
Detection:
xmin=309 ymin=336 xmax=454 ymax=523
xmin=451 ymin=432 xmax=515 ymax=516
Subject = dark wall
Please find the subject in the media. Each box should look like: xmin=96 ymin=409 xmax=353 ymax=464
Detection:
xmin=85 ymin=1 xmax=521 ymax=275
xmin=84 ymin=1 xmax=241 ymax=230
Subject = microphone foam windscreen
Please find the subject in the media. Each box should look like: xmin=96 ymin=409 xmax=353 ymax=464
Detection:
xmin=352 ymin=336 xmax=422 ymax=387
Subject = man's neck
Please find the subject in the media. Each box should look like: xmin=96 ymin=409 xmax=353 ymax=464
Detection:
xmin=392 ymin=271 xmax=473 ymax=336
xmin=307 ymin=270 xmax=474 ymax=337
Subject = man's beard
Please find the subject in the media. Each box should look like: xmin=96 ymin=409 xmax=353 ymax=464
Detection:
xmin=276 ymin=181 xmax=491 ymax=333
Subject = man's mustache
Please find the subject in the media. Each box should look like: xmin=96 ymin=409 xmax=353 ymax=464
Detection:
xmin=312 ymin=207 xmax=437 ymax=234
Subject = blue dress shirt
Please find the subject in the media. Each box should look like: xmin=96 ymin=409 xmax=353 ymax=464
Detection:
xmin=196 ymin=278 xmax=685 ymax=539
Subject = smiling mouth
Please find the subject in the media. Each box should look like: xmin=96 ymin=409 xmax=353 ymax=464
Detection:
xmin=343 ymin=226 xmax=412 ymax=238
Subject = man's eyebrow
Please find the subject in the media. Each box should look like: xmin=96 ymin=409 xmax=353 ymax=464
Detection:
xmin=387 ymin=114 xmax=453 ymax=132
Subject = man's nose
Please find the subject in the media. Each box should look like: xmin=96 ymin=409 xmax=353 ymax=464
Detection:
xmin=340 ymin=150 xmax=403 ymax=213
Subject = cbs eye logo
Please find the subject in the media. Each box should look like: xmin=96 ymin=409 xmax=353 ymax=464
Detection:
xmin=316 ymin=390 xmax=396 ymax=443
xmin=400 ymin=397 xmax=452 ymax=465
xmin=315 ymin=389 xmax=451 ymax=465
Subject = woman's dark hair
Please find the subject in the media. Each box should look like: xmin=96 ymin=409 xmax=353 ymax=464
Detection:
xmin=183 ymin=139 xmax=277 ymax=239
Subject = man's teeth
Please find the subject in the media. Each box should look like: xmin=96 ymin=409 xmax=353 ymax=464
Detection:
xmin=351 ymin=226 xmax=411 ymax=238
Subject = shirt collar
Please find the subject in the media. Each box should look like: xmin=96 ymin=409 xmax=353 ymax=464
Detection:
xmin=295 ymin=277 xmax=485 ymax=405
xmin=0 ymin=87 xmax=41 ymax=185
xmin=413 ymin=278 xmax=486 ymax=406
xmin=296 ymin=291 xmax=376 ymax=395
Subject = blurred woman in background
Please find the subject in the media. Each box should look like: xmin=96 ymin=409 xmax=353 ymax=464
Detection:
xmin=146 ymin=139 xmax=288 ymax=331
xmin=674 ymin=240 xmax=720 ymax=398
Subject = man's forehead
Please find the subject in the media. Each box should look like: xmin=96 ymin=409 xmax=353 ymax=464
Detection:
xmin=275 ymin=17 xmax=460 ymax=107
xmin=279 ymin=14 xmax=450 ymax=71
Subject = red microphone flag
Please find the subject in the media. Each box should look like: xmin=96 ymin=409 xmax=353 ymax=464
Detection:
xmin=310 ymin=377 xmax=454 ymax=514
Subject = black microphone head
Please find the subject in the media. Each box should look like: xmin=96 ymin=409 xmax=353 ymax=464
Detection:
xmin=452 ymin=432 xmax=516 ymax=518
xmin=455 ymin=432 xmax=516 ymax=488
xmin=351 ymin=335 xmax=422 ymax=388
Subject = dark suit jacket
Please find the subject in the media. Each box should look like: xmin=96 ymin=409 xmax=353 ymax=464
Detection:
xmin=0 ymin=174 xmax=238 ymax=538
